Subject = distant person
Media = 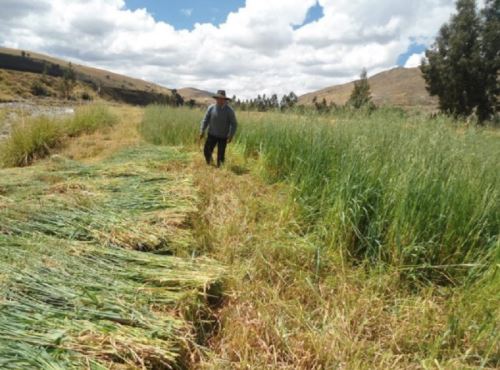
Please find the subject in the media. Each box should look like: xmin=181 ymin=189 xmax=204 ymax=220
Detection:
xmin=199 ymin=90 xmax=238 ymax=167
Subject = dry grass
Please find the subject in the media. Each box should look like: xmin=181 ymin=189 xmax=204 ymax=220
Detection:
xmin=298 ymin=67 xmax=438 ymax=111
xmin=61 ymin=105 xmax=143 ymax=162
xmin=0 ymin=108 xmax=6 ymax=127
xmin=1 ymin=47 xmax=170 ymax=94
xmin=0 ymin=68 xmax=95 ymax=101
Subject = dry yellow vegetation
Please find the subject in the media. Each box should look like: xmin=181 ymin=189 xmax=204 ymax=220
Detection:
xmin=299 ymin=67 xmax=439 ymax=111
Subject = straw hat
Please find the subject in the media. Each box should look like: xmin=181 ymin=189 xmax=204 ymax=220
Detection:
xmin=212 ymin=90 xmax=231 ymax=100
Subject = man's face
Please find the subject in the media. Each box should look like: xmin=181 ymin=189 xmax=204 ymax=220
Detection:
xmin=216 ymin=98 xmax=226 ymax=106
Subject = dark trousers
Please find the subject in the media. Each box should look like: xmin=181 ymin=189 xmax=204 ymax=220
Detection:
xmin=204 ymin=134 xmax=227 ymax=166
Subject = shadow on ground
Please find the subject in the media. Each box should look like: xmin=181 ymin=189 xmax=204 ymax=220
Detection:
xmin=229 ymin=164 xmax=249 ymax=176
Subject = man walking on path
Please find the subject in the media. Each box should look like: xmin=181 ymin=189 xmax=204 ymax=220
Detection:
xmin=199 ymin=90 xmax=238 ymax=167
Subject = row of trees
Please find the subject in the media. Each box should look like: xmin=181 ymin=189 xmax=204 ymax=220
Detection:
xmin=421 ymin=0 xmax=498 ymax=122
xmin=311 ymin=70 xmax=376 ymax=113
xmin=230 ymin=70 xmax=375 ymax=113
xmin=231 ymin=92 xmax=299 ymax=111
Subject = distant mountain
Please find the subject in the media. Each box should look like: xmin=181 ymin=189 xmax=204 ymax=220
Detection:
xmin=178 ymin=87 xmax=214 ymax=106
xmin=299 ymin=67 xmax=438 ymax=110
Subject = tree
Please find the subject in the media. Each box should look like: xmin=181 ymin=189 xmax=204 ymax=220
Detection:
xmin=270 ymin=93 xmax=279 ymax=109
xmin=280 ymin=95 xmax=289 ymax=110
xmin=41 ymin=62 xmax=49 ymax=84
xmin=348 ymin=69 xmax=374 ymax=109
xmin=59 ymin=62 xmax=76 ymax=99
xmin=421 ymin=0 xmax=498 ymax=122
xmin=314 ymin=97 xmax=329 ymax=112
xmin=480 ymin=0 xmax=500 ymax=117
xmin=280 ymin=92 xmax=298 ymax=110
xmin=170 ymin=89 xmax=184 ymax=106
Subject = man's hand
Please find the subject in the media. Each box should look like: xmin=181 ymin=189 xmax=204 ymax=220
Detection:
xmin=199 ymin=133 xmax=204 ymax=140
xmin=227 ymin=136 xmax=233 ymax=143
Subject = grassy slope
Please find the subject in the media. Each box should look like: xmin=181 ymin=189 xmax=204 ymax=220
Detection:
xmin=140 ymin=106 xmax=499 ymax=369
xmin=0 ymin=47 xmax=213 ymax=105
xmin=0 ymin=108 xmax=224 ymax=368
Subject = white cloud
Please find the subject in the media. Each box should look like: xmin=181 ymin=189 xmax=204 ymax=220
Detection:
xmin=180 ymin=8 xmax=193 ymax=17
xmin=404 ymin=52 xmax=426 ymax=68
xmin=0 ymin=0 xmax=457 ymax=99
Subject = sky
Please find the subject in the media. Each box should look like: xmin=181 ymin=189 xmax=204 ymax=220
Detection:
xmin=0 ymin=0 xmax=459 ymax=99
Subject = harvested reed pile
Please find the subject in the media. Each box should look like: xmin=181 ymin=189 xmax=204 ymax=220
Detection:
xmin=1 ymin=146 xmax=197 ymax=253
xmin=0 ymin=145 xmax=224 ymax=368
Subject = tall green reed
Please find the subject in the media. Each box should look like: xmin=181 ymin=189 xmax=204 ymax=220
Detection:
xmin=141 ymin=105 xmax=500 ymax=282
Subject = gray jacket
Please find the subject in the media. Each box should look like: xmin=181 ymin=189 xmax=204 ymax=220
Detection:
xmin=200 ymin=104 xmax=237 ymax=139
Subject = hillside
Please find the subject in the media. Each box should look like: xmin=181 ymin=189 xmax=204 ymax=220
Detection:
xmin=0 ymin=47 xmax=175 ymax=105
xmin=299 ymin=67 xmax=438 ymax=110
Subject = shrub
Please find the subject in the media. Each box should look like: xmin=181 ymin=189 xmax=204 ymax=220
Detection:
xmin=0 ymin=105 xmax=118 ymax=167
xmin=65 ymin=104 xmax=118 ymax=137
xmin=81 ymin=91 xmax=92 ymax=101
xmin=1 ymin=116 xmax=63 ymax=167
xmin=30 ymin=80 xmax=49 ymax=96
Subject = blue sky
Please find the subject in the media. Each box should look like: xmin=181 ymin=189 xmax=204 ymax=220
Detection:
xmin=125 ymin=0 xmax=325 ymax=30
xmin=125 ymin=0 xmax=246 ymax=30
xmin=293 ymin=1 xmax=324 ymax=29
xmin=397 ymin=42 xmax=427 ymax=66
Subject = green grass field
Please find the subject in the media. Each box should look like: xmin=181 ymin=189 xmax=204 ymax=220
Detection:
xmin=141 ymin=106 xmax=499 ymax=283
xmin=140 ymin=105 xmax=499 ymax=368
xmin=0 ymin=104 xmax=498 ymax=368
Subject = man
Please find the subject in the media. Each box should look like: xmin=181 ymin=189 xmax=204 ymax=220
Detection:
xmin=199 ymin=90 xmax=238 ymax=167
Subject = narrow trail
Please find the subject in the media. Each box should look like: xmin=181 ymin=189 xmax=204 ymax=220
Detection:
xmin=185 ymin=148 xmax=334 ymax=369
